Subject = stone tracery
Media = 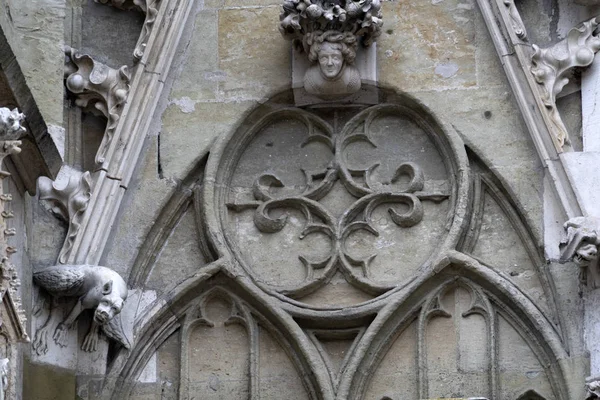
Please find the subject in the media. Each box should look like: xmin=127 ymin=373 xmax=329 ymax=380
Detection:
xmin=217 ymin=102 xmax=461 ymax=300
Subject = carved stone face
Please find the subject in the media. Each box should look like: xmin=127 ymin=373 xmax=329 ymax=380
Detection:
xmin=94 ymin=295 xmax=124 ymax=325
xmin=575 ymin=243 xmax=598 ymax=264
xmin=318 ymin=42 xmax=344 ymax=80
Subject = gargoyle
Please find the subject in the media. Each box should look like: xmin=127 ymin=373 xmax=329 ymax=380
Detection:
xmin=32 ymin=265 xmax=130 ymax=354
xmin=560 ymin=216 xmax=600 ymax=288
xmin=0 ymin=108 xmax=25 ymax=140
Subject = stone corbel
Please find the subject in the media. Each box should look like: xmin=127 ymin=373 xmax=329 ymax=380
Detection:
xmin=64 ymin=47 xmax=130 ymax=165
xmin=94 ymin=0 xmax=160 ymax=63
xmin=531 ymin=17 xmax=600 ymax=149
xmin=560 ymin=216 xmax=600 ymax=288
xmin=38 ymin=170 xmax=92 ymax=264
xmin=32 ymin=265 xmax=131 ymax=354
xmin=279 ymin=0 xmax=383 ymax=99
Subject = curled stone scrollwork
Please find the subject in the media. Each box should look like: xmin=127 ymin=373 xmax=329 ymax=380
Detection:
xmin=64 ymin=47 xmax=130 ymax=164
xmin=279 ymin=0 xmax=383 ymax=98
xmin=531 ymin=17 xmax=600 ymax=149
xmin=38 ymin=170 xmax=92 ymax=264
xmin=224 ymin=105 xmax=455 ymax=298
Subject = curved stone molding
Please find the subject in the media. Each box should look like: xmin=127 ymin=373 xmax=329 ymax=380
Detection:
xmin=279 ymin=0 xmax=383 ymax=98
xmin=64 ymin=46 xmax=130 ymax=164
xmin=560 ymin=216 xmax=600 ymax=288
xmin=339 ymin=252 xmax=570 ymax=399
xmin=531 ymin=17 xmax=600 ymax=149
xmin=38 ymin=170 xmax=92 ymax=264
xmin=94 ymin=0 xmax=160 ymax=62
xmin=59 ymin=0 xmax=194 ymax=268
xmin=32 ymin=265 xmax=130 ymax=354
xmin=476 ymin=0 xmax=582 ymax=221
xmin=102 ymin=266 xmax=333 ymax=399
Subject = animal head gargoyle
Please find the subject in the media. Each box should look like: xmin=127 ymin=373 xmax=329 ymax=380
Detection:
xmin=560 ymin=216 xmax=600 ymax=288
xmin=32 ymin=265 xmax=131 ymax=354
xmin=93 ymin=275 xmax=127 ymax=325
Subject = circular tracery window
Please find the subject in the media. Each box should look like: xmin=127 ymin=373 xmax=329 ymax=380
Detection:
xmin=204 ymin=98 xmax=469 ymax=309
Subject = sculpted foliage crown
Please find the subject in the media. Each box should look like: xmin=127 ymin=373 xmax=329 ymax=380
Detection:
xmin=279 ymin=0 xmax=383 ymax=53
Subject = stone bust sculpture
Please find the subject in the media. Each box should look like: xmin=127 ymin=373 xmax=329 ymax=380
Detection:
xmin=304 ymin=31 xmax=361 ymax=98
xmin=279 ymin=0 xmax=383 ymax=99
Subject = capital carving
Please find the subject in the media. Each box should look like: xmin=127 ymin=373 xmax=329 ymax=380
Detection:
xmin=94 ymin=0 xmax=160 ymax=62
xmin=279 ymin=0 xmax=383 ymax=99
xmin=531 ymin=17 xmax=600 ymax=149
xmin=560 ymin=216 xmax=600 ymax=288
xmin=64 ymin=47 xmax=130 ymax=164
xmin=32 ymin=265 xmax=130 ymax=354
xmin=38 ymin=170 xmax=92 ymax=264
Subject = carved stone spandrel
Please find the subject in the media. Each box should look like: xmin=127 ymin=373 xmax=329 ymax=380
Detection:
xmin=279 ymin=0 xmax=383 ymax=99
xmin=64 ymin=46 xmax=130 ymax=165
xmin=531 ymin=17 xmax=600 ymax=149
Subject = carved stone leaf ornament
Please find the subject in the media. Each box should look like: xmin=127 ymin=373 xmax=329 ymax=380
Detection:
xmin=64 ymin=46 xmax=130 ymax=164
xmin=280 ymin=0 xmax=383 ymax=49
xmin=38 ymin=171 xmax=92 ymax=264
xmin=531 ymin=17 xmax=600 ymax=148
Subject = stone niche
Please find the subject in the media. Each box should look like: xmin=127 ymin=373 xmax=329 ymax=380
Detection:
xmin=109 ymin=88 xmax=571 ymax=400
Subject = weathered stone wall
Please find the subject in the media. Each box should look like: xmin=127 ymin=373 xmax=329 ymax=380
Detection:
xmin=3 ymin=0 xmax=599 ymax=399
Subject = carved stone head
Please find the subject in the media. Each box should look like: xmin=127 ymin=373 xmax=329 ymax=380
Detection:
xmin=308 ymin=31 xmax=356 ymax=78
xmin=304 ymin=30 xmax=361 ymax=97
xmin=94 ymin=279 xmax=126 ymax=325
xmin=560 ymin=216 xmax=600 ymax=288
xmin=279 ymin=0 xmax=383 ymax=99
